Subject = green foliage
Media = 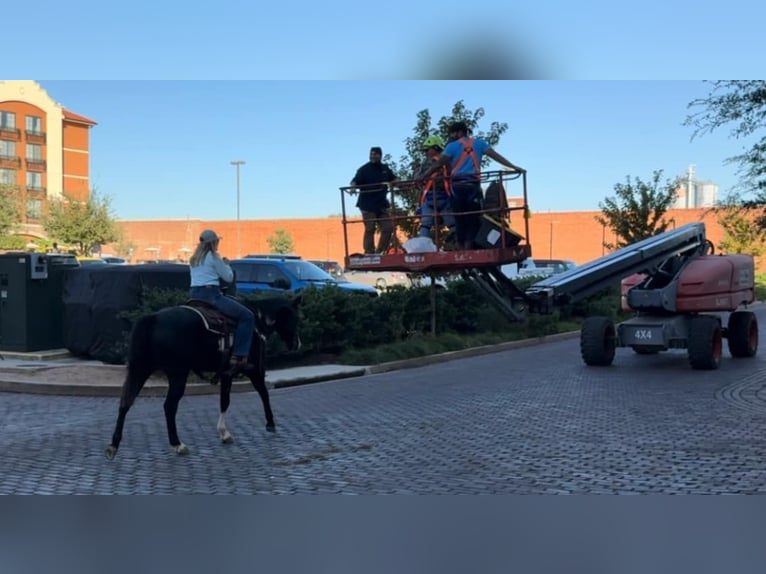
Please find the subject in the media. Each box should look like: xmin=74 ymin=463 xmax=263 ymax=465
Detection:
xmin=0 ymin=184 xmax=22 ymax=236
xmin=0 ymin=234 xmax=27 ymax=250
xmin=756 ymin=272 xmax=766 ymax=302
xmin=43 ymin=190 xmax=120 ymax=255
xmin=105 ymin=277 xmax=624 ymax=367
xmin=711 ymin=194 xmax=766 ymax=263
xmin=382 ymin=100 xmax=509 ymax=240
xmin=558 ymin=283 xmax=627 ymax=323
xmin=266 ymin=228 xmax=295 ymax=254
xmin=685 ymin=81 xmax=766 ymax=200
xmin=596 ymin=170 xmax=678 ymax=250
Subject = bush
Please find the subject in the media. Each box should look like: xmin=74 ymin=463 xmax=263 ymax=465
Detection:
xmin=0 ymin=235 xmax=28 ymax=250
xmin=756 ymin=272 xmax=766 ymax=302
xmin=106 ymin=274 xmax=623 ymax=367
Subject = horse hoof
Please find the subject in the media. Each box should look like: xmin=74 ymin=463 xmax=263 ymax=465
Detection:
xmin=221 ymin=433 xmax=234 ymax=444
xmin=104 ymin=446 xmax=117 ymax=460
xmin=266 ymin=424 xmax=276 ymax=433
xmin=173 ymin=443 xmax=190 ymax=455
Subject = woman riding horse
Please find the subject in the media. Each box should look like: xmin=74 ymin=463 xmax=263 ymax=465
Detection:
xmin=189 ymin=228 xmax=254 ymax=374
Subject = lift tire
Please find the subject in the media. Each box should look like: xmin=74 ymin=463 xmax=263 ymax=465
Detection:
xmin=688 ymin=315 xmax=723 ymax=370
xmin=727 ymin=311 xmax=758 ymax=358
xmin=580 ymin=317 xmax=616 ymax=367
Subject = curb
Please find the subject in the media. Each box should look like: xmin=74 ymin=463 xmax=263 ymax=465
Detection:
xmin=0 ymin=367 xmax=371 ymax=398
xmin=0 ymin=331 xmax=579 ymax=397
xmin=365 ymin=330 xmax=579 ymax=374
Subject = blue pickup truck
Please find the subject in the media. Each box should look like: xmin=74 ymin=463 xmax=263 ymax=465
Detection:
xmin=229 ymin=256 xmax=377 ymax=296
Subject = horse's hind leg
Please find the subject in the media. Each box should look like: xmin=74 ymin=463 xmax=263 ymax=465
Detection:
xmin=217 ymin=374 xmax=234 ymax=444
xmin=105 ymin=368 xmax=151 ymax=460
xmin=164 ymin=371 xmax=190 ymax=455
xmin=248 ymin=367 xmax=275 ymax=432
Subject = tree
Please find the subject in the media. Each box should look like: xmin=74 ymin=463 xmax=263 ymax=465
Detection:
xmin=596 ymin=170 xmax=678 ymax=251
xmin=711 ymin=194 xmax=766 ymax=263
xmin=44 ymin=191 xmax=121 ymax=256
xmin=266 ymin=228 xmax=295 ymax=254
xmin=383 ymin=100 xmax=509 ymax=239
xmin=685 ymin=81 xmax=766 ymax=199
xmin=0 ymin=183 xmax=21 ymax=237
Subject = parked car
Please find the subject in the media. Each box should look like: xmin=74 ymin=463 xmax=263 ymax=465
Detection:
xmin=230 ymin=257 xmax=377 ymax=296
xmin=504 ymin=258 xmax=577 ymax=279
xmin=308 ymin=259 xmax=345 ymax=279
xmin=244 ymin=253 xmax=301 ymax=260
xmin=76 ymin=256 xmax=108 ymax=266
xmin=101 ymin=255 xmax=128 ymax=265
xmin=343 ymin=269 xmax=412 ymax=290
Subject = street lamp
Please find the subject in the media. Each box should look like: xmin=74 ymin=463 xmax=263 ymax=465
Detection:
xmin=230 ymin=160 xmax=245 ymax=257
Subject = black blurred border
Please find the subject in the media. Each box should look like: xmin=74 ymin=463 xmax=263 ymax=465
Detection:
xmin=1 ymin=496 xmax=764 ymax=574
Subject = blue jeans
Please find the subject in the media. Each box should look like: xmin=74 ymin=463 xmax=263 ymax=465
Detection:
xmin=419 ymin=193 xmax=456 ymax=238
xmin=190 ymin=286 xmax=255 ymax=357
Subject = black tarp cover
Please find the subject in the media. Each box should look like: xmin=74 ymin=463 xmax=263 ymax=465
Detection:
xmin=62 ymin=264 xmax=190 ymax=364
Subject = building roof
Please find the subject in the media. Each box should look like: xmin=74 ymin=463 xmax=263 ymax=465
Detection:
xmin=63 ymin=109 xmax=97 ymax=126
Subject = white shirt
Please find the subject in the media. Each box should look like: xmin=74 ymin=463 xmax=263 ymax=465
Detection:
xmin=190 ymin=252 xmax=234 ymax=286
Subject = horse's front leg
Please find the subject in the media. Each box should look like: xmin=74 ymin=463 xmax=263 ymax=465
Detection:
xmin=164 ymin=371 xmax=190 ymax=455
xmin=218 ymin=374 xmax=234 ymax=444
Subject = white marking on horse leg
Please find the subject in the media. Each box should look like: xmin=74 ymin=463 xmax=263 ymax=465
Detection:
xmin=218 ymin=412 xmax=234 ymax=444
xmin=173 ymin=442 xmax=190 ymax=455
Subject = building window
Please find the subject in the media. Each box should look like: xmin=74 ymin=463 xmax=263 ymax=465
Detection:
xmin=0 ymin=111 xmax=15 ymax=129
xmin=26 ymin=171 xmax=42 ymax=190
xmin=26 ymin=198 xmax=42 ymax=219
xmin=0 ymin=168 xmax=15 ymax=184
xmin=0 ymin=140 xmax=15 ymax=158
xmin=26 ymin=115 xmax=42 ymax=134
xmin=26 ymin=143 xmax=42 ymax=160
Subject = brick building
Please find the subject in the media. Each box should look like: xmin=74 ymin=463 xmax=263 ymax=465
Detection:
xmin=0 ymin=80 xmax=96 ymax=239
xmin=112 ymin=206 xmax=735 ymax=270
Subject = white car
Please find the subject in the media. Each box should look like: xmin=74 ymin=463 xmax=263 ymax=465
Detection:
xmin=343 ymin=269 xmax=412 ymax=290
xmin=504 ymin=258 xmax=577 ymax=279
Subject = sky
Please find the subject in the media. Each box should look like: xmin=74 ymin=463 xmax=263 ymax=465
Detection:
xmin=5 ymin=1 xmax=764 ymax=79
xmin=38 ymin=80 xmax=755 ymax=221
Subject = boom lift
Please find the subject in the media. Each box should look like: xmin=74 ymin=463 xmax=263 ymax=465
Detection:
xmin=340 ymin=171 xmax=758 ymax=370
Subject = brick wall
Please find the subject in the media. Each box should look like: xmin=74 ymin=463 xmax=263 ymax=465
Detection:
xmin=112 ymin=207 xmax=746 ymax=269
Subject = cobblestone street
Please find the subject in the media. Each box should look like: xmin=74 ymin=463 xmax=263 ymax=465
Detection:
xmin=2 ymin=310 xmax=766 ymax=494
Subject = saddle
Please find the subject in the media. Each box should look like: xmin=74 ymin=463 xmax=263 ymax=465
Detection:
xmin=183 ymin=299 xmax=236 ymax=333
xmin=181 ymin=299 xmax=265 ymax=383
xmin=178 ymin=299 xmax=240 ymax=383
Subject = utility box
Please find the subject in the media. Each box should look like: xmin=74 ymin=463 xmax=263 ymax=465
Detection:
xmin=0 ymin=252 xmax=79 ymax=352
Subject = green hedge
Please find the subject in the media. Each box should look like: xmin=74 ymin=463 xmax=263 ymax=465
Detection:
xmin=110 ymin=279 xmax=625 ymax=366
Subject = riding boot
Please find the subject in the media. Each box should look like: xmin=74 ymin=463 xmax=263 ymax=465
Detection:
xmin=227 ymin=355 xmax=254 ymax=376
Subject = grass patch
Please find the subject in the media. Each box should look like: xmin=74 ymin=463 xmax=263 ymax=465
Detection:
xmin=336 ymin=323 xmax=579 ymax=366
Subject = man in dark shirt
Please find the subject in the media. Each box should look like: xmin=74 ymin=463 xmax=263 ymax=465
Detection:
xmin=349 ymin=146 xmax=396 ymax=254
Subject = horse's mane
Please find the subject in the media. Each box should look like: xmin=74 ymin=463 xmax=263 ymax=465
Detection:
xmin=242 ymin=296 xmax=301 ymax=338
xmin=244 ymin=296 xmax=300 ymax=314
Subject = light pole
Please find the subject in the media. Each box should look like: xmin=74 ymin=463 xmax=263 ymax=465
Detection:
xmin=230 ymin=160 xmax=245 ymax=257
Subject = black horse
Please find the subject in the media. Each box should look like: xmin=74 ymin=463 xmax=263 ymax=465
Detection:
xmin=105 ymin=296 xmax=301 ymax=459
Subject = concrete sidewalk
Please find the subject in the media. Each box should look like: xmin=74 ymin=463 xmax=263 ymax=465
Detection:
xmin=0 ymin=349 xmax=368 ymax=397
xmin=0 ymin=331 xmax=579 ymax=397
